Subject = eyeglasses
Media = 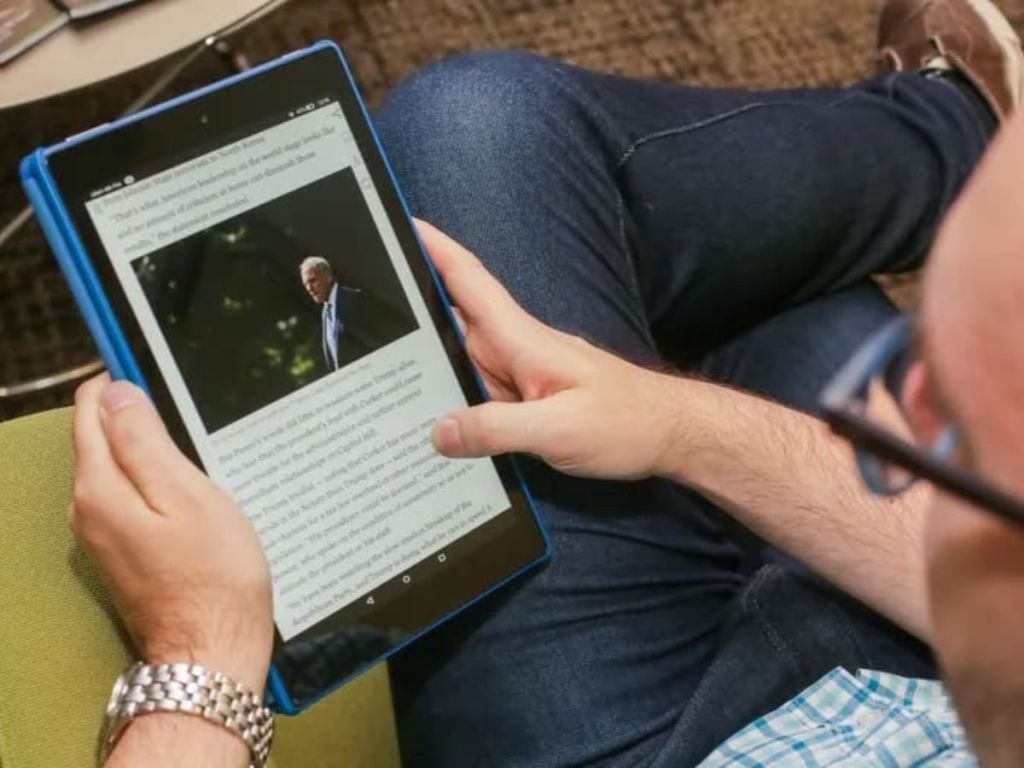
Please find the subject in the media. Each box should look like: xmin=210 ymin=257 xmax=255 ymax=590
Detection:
xmin=822 ymin=314 xmax=1024 ymax=528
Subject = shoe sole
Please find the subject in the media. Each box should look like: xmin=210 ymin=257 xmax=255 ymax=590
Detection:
xmin=962 ymin=0 xmax=1024 ymax=106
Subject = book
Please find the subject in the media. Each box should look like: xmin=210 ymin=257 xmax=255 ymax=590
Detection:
xmin=54 ymin=0 xmax=148 ymax=20
xmin=0 ymin=0 xmax=68 ymax=65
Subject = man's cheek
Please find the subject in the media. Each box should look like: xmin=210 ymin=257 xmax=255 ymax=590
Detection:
xmin=926 ymin=497 xmax=1024 ymax=670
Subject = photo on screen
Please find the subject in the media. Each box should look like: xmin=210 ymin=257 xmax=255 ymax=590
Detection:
xmin=131 ymin=167 xmax=419 ymax=432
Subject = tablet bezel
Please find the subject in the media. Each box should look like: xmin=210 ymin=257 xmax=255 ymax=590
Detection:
xmin=42 ymin=43 xmax=549 ymax=712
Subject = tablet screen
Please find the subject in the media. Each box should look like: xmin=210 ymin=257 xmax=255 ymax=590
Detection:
xmin=45 ymin=46 xmax=547 ymax=707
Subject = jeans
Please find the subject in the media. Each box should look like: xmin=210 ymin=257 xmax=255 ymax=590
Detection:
xmin=370 ymin=52 xmax=993 ymax=767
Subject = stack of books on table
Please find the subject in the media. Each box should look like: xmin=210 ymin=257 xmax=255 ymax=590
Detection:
xmin=1 ymin=0 xmax=150 ymax=65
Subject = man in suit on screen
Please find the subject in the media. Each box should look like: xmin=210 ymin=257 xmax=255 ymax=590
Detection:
xmin=299 ymin=255 xmax=360 ymax=372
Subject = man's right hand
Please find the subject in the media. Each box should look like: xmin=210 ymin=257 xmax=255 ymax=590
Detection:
xmin=419 ymin=220 xmax=684 ymax=481
xmin=72 ymin=375 xmax=273 ymax=695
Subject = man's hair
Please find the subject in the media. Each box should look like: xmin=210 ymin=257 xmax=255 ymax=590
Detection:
xmin=300 ymin=256 xmax=333 ymax=276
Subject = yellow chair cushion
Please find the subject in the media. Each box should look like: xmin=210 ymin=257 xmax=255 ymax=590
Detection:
xmin=0 ymin=407 xmax=400 ymax=768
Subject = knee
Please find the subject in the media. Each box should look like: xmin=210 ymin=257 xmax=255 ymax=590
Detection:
xmin=369 ymin=52 xmax=608 ymax=298
xmin=394 ymin=49 xmax=549 ymax=97
xmin=382 ymin=50 xmax=555 ymax=133
xmin=374 ymin=51 xmax=576 ymax=176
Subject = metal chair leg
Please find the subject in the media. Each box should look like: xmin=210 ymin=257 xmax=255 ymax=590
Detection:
xmin=0 ymin=360 xmax=106 ymax=399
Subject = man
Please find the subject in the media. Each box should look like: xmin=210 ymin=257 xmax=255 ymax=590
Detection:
xmin=67 ymin=0 xmax=1024 ymax=765
xmin=299 ymin=255 xmax=359 ymax=372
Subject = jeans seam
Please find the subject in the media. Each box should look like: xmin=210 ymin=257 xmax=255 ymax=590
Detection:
xmin=612 ymin=187 xmax=653 ymax=346
xmin=613 ymin=93 xmax=862 ymax=170
xmin=538 ymin=59 xmax=659 ymax=351
xmin=610 ymin=93 xmax=859 ymax=347
xmin=741 ymin=565 xmax=801 ymax=670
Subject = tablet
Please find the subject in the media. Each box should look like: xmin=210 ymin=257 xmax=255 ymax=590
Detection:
xmin=21 ymin=40 xmax=549 ymax=714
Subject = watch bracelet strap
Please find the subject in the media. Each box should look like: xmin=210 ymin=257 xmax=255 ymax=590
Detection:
xmin=105 ymin=661 xmax=273 ymax=767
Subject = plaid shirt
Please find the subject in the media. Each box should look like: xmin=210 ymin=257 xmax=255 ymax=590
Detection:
xmin=698 ymin=667 xmax=976 ymax=767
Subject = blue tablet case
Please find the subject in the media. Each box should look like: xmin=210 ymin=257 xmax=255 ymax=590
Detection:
xmin=20 ymin=39 xmax=550 ymax=714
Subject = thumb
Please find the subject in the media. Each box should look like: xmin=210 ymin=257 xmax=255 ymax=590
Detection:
xmin=432 ymin=400 xmax=555 ymax=459
xmin=99 ymin=380 xmax=208 ymax=512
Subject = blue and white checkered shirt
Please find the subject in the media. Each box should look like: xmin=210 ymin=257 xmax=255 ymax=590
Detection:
xmin=698 ymin=667 xmax=976 ymax=767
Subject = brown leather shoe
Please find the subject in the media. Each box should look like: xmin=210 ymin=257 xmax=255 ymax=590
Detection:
xmin=879 ymin=0 xmax=1024 ymax=122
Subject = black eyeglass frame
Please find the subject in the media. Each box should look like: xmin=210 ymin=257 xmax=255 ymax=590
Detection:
xmin=821 ymin=314 xmax=1024 ymax=528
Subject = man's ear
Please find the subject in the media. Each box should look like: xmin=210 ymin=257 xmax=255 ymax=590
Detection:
xmin=902 ymin=361 xmax=949 ymax=448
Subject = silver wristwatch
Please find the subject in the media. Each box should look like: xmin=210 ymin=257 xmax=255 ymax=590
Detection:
xmin=97 ymin=661 xmax=274 ymax=768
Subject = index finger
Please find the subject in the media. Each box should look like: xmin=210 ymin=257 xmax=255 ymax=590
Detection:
xmin=414 ymin=219 xmax=525 ymax=326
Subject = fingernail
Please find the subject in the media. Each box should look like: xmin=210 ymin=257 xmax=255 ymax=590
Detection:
xmin=432 ymin=417 xmax=462 ymax=455
xmin=101 ymin=381 xmax=143 ymax=414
